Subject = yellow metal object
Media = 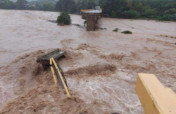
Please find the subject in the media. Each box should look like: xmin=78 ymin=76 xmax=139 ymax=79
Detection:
xmin=50 ymin=58 xmax=58 ymax=85
xmin=51 ymin=58 xmax=71 ymax=97
xmin=136 ymin=73 xmax=176 ymax=114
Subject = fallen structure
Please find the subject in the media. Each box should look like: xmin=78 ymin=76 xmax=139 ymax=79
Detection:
xmin=81 ymin=9 xmax=102 ymax=31
xmin=50 ymin=57 xmax=70 ymax=97
xmin=136 ymin=73 xmax=176 ymax=114
xmin=37 ymin=49 xmax=64 ymax=68
xmin=37 ymin=49 xmax=70 ymax=97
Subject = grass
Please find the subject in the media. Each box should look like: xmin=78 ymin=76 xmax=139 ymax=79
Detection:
xmin=113 ymin=28 xmax=119 ymax=32
xmin=122 ymin=30 xmax=132 ymax=34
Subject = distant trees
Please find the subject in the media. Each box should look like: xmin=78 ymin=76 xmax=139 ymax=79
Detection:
xmin=55 ymin=0 xmax=97 ymax=13
xmin=100 ymin=0 xmax=127 ymax=17
xmin=0 ymin=0 xmax=16 ymax=9
xmin=0 ymin=0 xmax=28 ymax=10
xmin=0 ymin=0 xmax=56 ymax=11
xmin=99 ymin=0 xmax=176 ymax=21
xmin=77 ymin=0 xmax=96 ymax=11
xmin=0 ymin=0 xmax=176 ymax=21
xmin=141 ymin=8 xmax=157 ymax=18
xmin=42 ymin=2 xmax=56 ymax=11
xmin=56 ymin=0 xmax=76 ymax=13
xmin=16 ymin=0 xmax=27 ymax=9
xmin=124 ymin=10 xmax=140 ymax=18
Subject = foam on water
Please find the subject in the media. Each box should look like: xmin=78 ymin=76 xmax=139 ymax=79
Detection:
xmin=68 ymin=73 xmax=143 ymax=113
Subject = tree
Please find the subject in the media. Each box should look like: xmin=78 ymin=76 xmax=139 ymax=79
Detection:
xmin=56 ymin=0 xmax=76 ymax=13
xmin=57 ymin=12 xmax=71 ymax=25
xmin=42 ymin=2 xmax=55 ymax=11
xmin=100 ymin=0 xmax=127 ymax=17
xmin=0 ymin=0 xmax=16 ymax=9
xmin=77 ymin=0 xmax=96 ymax=12
xmin=133 ymin=2 xmax=143 ymax=12
xmin=142 ymin=8 xmax=157 ymax=18
xmin=124 ymin=10 xmax=140 ymax=18
xmin=16 ymin=0 xmax=27 ymax=9
xmin=127 ymin=0 xmax=132 ymax=9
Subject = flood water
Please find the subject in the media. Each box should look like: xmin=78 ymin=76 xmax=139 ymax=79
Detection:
xmin=0 ymin=10 xmax=176 ymax=113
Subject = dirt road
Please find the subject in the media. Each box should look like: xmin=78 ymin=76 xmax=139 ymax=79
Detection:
xmin=0 ymin=10 xmax=176 ymax=113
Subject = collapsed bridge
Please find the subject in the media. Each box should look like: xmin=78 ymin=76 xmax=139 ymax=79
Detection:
xmin=81 ymin=8 xmax=102 ymax=31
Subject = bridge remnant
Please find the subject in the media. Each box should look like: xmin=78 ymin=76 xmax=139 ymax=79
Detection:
xmin=81 ymin=8 xmax=102 ymax=31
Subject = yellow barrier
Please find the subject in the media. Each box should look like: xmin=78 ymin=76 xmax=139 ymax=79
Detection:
xmin=136 ymin=73 xmax=176 ymax=114
xmin=50 ymin=58 xmax=71 ymax=97
xmin=50 ymin=59 xmax=58 ymax=85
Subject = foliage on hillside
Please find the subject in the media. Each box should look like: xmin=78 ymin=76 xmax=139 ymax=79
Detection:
xmin=0 ymin=0 xmax=176 ymax=21
xmin=99 ymin=0 xmax=176 ymax=21
xmin=0 ymin=0 xmax=56 ymax=11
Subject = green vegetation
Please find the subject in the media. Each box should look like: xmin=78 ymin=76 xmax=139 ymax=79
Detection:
xmin=57 ymin=12 xmax=71 ymax=25
xmin=124 ymin=10 xmax=140 ymax=18
xmin=0 ymin=0 xmax=16 ymax=9
xmin=56 ymin=0 xmax=76 ymax=13
xmin=0 ymin=0 xmax=56 ymax=11
xmin=16 ymin=0 xmax=27 ymax=9
xmin=0 ymin=0 xmax=176 ymax=21
xmin=100 ymin=0 xmax=176 ymax=21
xmin=113 ymin=28 xmax=119 ymax=32
xmin=122 ymin=30 xmax=132 ymax=34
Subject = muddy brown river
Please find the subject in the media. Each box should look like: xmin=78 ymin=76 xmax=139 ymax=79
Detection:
xmin=0 ymin=10 xmax=176 ymax=114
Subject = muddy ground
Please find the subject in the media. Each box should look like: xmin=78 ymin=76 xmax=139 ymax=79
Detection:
xmin=0 ymin=10 xmax=176 ymax=114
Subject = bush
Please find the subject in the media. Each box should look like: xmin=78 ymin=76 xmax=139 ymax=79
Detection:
xmin=57 ymin=12 xmax=71 ymax=25
xmin=159 ymin=14 xmax=176 ymax=21
xmin=111 ymin=10 xmax=117 ymax=18
xmin=122 ymin=30 xmax=132 ymax=34
xmin=142 ymin=8 xmax=157 ymax=18
xmin=124 ymin=10 xmax=140 ymax=18
xmin=113 ymin=28 xmax=119 ymax=32
xmin=164 ymin=8 xmax=176 ymax=14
